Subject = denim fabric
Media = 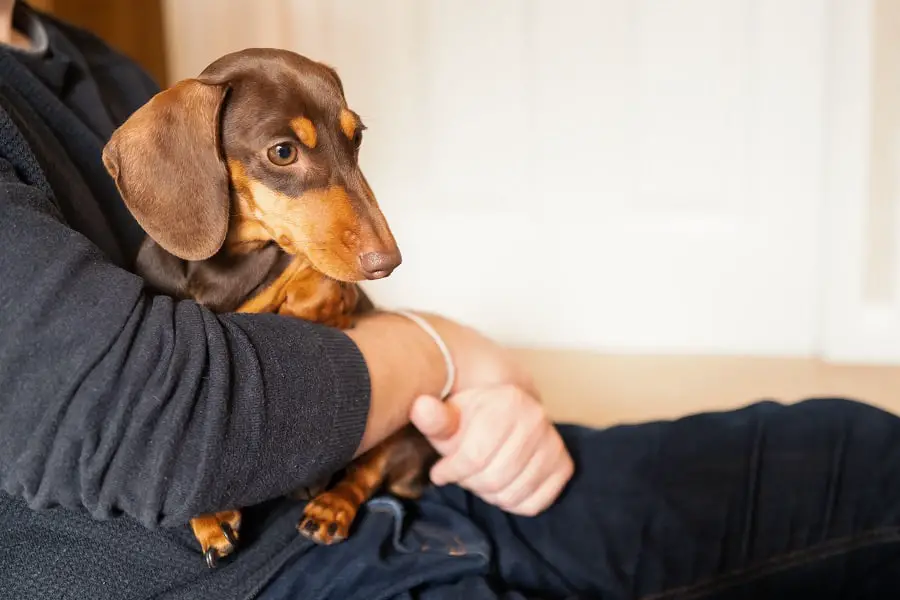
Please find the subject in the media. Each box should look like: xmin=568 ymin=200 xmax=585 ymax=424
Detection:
xmin=256 ymin=398 xmax=900 ymax=599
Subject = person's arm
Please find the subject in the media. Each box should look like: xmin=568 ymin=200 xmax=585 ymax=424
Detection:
xmin=0 ymin=156 xmax=448 ymax=528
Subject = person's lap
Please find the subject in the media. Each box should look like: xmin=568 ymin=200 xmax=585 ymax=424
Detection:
xmin=256 ymin=398 xmax=900 ymax=600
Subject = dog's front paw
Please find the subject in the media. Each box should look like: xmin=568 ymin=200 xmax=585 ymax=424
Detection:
xmin=297 ymin=491 xmax=357 ymax=545
xmin=191 ymin=511 xmax=241 ymax=568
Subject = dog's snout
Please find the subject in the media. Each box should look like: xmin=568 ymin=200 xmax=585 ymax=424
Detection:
xmin=358 ymin=251 xmax=401 ymax=279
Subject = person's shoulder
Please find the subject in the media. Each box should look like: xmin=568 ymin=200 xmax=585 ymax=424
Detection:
xmin=33 ymin=6 xmax=162 ymax=92
xmin=48 ymin=20 xmax=127 ymax=68
xmin=28 ymin=6 xmax=162 ymax=126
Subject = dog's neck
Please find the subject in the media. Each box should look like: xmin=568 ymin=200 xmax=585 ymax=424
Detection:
xmin=134 ymin=236 xmax=287 ymax=311
xmin=135 ymin=235 xmax=362 ymax=325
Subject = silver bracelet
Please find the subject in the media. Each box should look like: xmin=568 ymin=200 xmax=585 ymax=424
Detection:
xmin=391 ymin=310 xmax=456 ymax=400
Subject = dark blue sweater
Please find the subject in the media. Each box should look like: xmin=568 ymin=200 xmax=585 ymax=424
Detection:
xmin=0 ymin=4 xmax=371 ymax=598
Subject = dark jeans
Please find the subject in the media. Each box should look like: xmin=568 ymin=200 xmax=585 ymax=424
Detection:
xmin=256 ymin=398 xmax=900 ymax=599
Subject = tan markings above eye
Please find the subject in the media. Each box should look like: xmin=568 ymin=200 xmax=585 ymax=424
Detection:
xmin=339 ymin=108 xmax=358 ymax=141
xmin=290 ymin=117 xmax=318 ymax=149
xmin=267 ymin=143 xmax=299 ymax=166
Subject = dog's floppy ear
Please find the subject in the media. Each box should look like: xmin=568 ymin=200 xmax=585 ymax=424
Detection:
xmin=102 ymin=78 xmax=231 ymax=262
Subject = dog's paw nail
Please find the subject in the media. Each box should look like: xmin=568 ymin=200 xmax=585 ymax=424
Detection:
xmin=219 ymin=522 xmax=237 ymax=546
xmin=205 ymin=548 xmax=219 ymax=569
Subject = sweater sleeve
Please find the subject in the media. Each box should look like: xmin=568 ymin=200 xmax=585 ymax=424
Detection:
xmin=0 ymin=159 xmax=371 ymax=528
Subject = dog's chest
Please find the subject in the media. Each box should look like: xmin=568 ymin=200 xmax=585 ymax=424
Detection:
xmin=237 ymin=257 xmax=360 ymax=329
xmin=281 ymin=272 xmax=360 ymax=327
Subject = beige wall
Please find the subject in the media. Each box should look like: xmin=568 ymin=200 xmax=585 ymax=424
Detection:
xmin=518 ymin=350 xmax=900 ymax=427
xmin=866 ymin=0 xmax=900 ymax=304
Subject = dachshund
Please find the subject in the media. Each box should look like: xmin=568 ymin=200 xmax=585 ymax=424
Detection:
xmin=102 ymin=47 xmax=438 ymax=568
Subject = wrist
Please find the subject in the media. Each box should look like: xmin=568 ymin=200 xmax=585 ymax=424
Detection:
xmin=345 ymin=311 xmax=449 ymax=456
xmin=389 ymin=310 xmax=456 ymax=400
xmin=389 ymin=311 xmax=470 ymax=393
xmin=347 ymin=310 xmax=450 ymax=401
xmin=413 ymin=313 xmax=538 ymax=400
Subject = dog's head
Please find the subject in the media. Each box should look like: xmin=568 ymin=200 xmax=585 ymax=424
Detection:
xmin=103 ymin=48 xmax=400 ymax=282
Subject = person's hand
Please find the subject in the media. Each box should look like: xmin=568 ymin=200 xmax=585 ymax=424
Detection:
xmin=410 ymin=384 xmax=574 ymax=516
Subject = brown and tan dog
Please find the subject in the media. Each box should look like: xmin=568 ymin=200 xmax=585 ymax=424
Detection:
xmin=102 ymin=48 xmax=437 ymax=568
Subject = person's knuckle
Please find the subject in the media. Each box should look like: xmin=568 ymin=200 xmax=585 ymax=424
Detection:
xmin=514 ymin=389 xmax=544 ymax=416
xmin=459 ymin=446 xmax=491 ymax=474
xmin=562 ymin=451 xmax=574 ymax=474
xmin=560 ymin=462 xmax=574 ymax=485
xmin=558 ymin=441 xmax=574 ymax=469
xmin=497 ymin=481 xmax=532 ymax=508
xmin=529 ymin=408 xmax=550 ymax=432
xmin=494 ymin=489 xmax=516 ymax=508
xmin=495 ymin=382 xmax=525 ymax=403
xmin=471 ymin=470 xmax=506 ymax=495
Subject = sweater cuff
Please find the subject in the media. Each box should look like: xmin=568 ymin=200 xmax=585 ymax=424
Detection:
xmin=224 ymin=314 xmax=371 ymax=497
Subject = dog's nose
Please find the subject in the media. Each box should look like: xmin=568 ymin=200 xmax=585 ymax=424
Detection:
xmin=359 ymin=251 xmax=401 ymax=279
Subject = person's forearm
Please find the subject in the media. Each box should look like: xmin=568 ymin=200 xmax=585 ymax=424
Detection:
xmin=346 ymin=311 xmax=451 ymax=456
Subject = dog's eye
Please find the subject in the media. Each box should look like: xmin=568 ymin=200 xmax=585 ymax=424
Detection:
xmin=352 ymin=125 xmax=366 ymax=149
xmin=267 ymin=143 xmax=298 ymax=166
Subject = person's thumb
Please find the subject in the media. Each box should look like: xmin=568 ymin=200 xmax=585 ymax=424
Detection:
xmin=410 ymin=394 xmax=460 ymax=455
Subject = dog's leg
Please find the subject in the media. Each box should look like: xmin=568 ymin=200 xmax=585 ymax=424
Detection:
xmin=297 ymin=443 xmax=390 ymax=545
xmin=190 ymin=511 xmax=242 ymax=568
xmin=384 ymin=429 xmax=437 ymax=500
xmin=297 ymin=428 xmax=437 ymax=545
